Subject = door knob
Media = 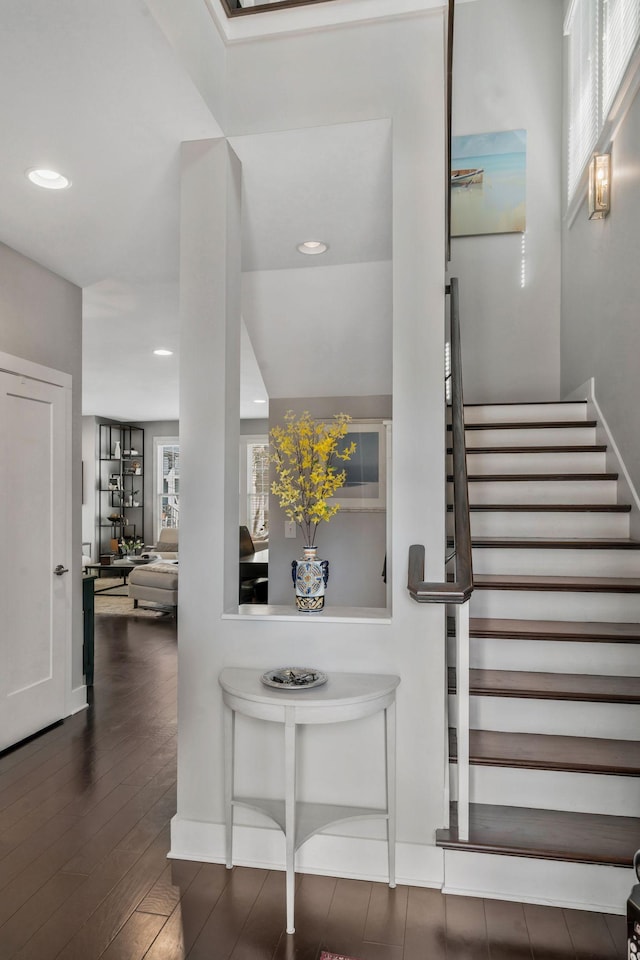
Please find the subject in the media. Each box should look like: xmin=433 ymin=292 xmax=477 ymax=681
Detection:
xmin=54 ymin=564 xmax=69 ymax=576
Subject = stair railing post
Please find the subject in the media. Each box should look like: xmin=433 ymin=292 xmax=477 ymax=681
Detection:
xmin=455 ymin=599 xmax=470 ymax=842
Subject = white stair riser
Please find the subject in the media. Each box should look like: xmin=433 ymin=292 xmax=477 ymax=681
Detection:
xmin=450 ymin=479 xmax=618 ymax=505
xmin=449 ymin=694 xmax=640 ymax=740
xmin=465 ymin=426 xmax=596 ymax=448
xmin=453 ymin=636 xmax=640 ymax=677
xmin=449 ymin=511 xmax=630 ymax=538
xmin=459 ymin=450 xmax=606 ymax=475
xmin=442 ymin=850 xmax=630 ymax=915
xmin=450 ymin=763 xmax=640 ymax=817
xmin=470 ymin=588 xmax=640 ymax=622
xmin=463 ymin=402 xmax=588 ymax=425
xmin=472 ymin=547 xmax=640 ymax=577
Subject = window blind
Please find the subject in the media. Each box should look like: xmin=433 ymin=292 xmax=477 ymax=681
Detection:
xmin=248 ymin=442 xmax=269 ymax=539
xmin=566 ymin=0 xmax=640 ymax=203
xmin=566 ymin=0 xmax=600 ymax=197
xmin=602 ymin=0 xmax=640 ymax=114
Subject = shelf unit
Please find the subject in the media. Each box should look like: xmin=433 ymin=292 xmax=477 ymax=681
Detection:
xmin=98 ymin=423 xmax=144 ymax=557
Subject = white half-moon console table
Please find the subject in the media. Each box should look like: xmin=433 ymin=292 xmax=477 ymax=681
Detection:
xmin=218 ymin=667 xmax=400 ymax=934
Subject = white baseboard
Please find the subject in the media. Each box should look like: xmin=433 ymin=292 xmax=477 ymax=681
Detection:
xmin=565 ymin=376 xmax=640 ymax=539
xmin=170 ymin=817 xmax=628 ymax=913
xmin=442 ymin=848 xmax=631 ymax=915
xmin=169 ymin=816 xmax=443 ymax=888
xmin=67 ymin=684 xmax=88 ymax=715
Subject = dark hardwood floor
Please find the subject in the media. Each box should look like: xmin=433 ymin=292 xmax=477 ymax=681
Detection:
xmin=0 ymin=611 xmax=627 ymax=958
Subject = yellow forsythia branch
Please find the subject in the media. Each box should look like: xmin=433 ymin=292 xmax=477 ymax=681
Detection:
xmin=270 ymin=411 xmax=356 ymax=546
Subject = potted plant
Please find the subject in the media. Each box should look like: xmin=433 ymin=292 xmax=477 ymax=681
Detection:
xmin=119 ymin=536 xmax=143 ymax=556
xmin=270 ymin=410 xmax=356 ymax=611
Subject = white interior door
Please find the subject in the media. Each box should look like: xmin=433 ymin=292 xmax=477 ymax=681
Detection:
xmin=0 ymin=370 xmax=69 ymax=751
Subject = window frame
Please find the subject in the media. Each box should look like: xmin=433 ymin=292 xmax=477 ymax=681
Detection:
xmin=153 ymin=436 xmax=180 ymax=541
xmin=565 ymin=0 xmax=640 ymax=216
xmin=239 ymin=434 xmax=270 ymax=542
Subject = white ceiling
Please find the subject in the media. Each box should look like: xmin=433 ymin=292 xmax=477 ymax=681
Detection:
xmin=0 ymin=0 xmax=393 ymax=422
xmin=0 ymin=0 xmax=221 ymax=288
xmin=231 ymin=121 xmax=392 ymax=273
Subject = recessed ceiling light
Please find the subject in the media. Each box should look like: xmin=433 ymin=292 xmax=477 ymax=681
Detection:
xmin=297 ymin=240 xmax=328 ymax=255
xmin=26 ymin=168 xmax=71 ymax=190
xmin=253 ymin=399 xmax=267 ymax=404
xmin=153 ymin=349 xmax=173 ymax=356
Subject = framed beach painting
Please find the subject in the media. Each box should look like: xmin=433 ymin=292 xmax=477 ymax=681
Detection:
xmin=450 ymin=129 xmax=526 ymax=237
xmin=331 ymin=421 xmax=387 ymax=511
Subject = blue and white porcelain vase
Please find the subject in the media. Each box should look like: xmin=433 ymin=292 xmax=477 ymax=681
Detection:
xmin=291 ymin=546 xmax=329 ymax=612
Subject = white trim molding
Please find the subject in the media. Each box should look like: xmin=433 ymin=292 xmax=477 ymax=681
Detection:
xmin=169 ymin=816 xmax=444 ymax=889
xmin=564 ymin=377 xmax=640 ymax=539
xmin=170 ymin=815 xmax=630 ymax=913
xmin=442 ymin=849 xmax=631 ymax=915
xmin=204 ymin=0 xmax=447 ymax=43
xmin=68 ymin=684 xmax=89 ymax=715
xmin=0 ymin=350 xmax=72 ymax=388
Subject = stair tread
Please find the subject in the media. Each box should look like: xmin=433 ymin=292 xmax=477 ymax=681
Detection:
xmin=448 ymin=667 xmax=640 ymax=702
xmin=450 ymin=728 xmax=640 ymax=775
xmin=436 ymin=802 xmax=640 ymax=865
xmin=474 ymin=573 xmax=640 ymax=592
xmin=464 ymin=401 xmax=587 ymax=408
xmin=459 ymin=473 xmax=618 ymax=481
xmin=458 ymin=421 xmax=597 ymax=431
xmin=457 ymin=445 xmax=607 ymax=454
xmin=459 ymin=503 xmax=631 ymax=512
xmin=450 ymin=536 xmax=640 ymax=549
xmin=467 ymin=617 xmax=640 ymax=642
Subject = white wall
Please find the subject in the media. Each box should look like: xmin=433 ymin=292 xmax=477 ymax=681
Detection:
xmin=143 ymin=0 xmax=227 ymax=132
xmin=173 ymin=11 xmax=449 ymax=888
xmin=0 ymin=242 xmax=84 ymax=687
xmin=561 ymin=84 xmax=640 ymax=493
xmin=449 ymin=0 xmax=563 ymax=403
xmin=242 ymin=261 xmax=393 ymax=401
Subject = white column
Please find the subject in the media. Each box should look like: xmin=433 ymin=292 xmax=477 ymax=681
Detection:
xmin=174 ymin=139 xmax=242 ymax=829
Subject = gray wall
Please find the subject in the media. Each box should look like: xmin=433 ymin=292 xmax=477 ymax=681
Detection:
xmin=561 ymin=85 xmax=640 ymax=493
xmin=449 ymin=0 xmax=563 ymax=403
xmin=0 ymin=242 xmax=83 ymax=687
xmin=240 ymin=418 xmax=268 ymax=435
xmin=269 ymin=396 xmax=391 ymax=607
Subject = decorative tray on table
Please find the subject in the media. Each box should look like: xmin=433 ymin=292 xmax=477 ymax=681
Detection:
xmin=261 ymin=667 xmax=327 ymax=690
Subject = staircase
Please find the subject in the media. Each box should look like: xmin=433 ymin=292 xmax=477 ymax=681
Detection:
xmin=437 ymin=400 xmax=640 ymax=913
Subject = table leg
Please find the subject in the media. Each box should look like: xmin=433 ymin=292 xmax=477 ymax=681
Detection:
xmin=385 ymin=701 xmax=396 ymax=888
xmin=224 ymin=705 xmax=235 ymax=869
xmin=284 ymin=708 xmax=296 ymax=934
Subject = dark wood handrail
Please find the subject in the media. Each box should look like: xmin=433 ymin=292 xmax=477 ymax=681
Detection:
xmin=408 ymin=277 xmax=473 ymax=604
xmin=446 ymin=0 xmax=454 ymax=263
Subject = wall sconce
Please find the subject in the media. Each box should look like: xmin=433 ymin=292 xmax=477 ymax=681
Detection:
xmin=588 ymin=153 xmax=611 ymax=219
